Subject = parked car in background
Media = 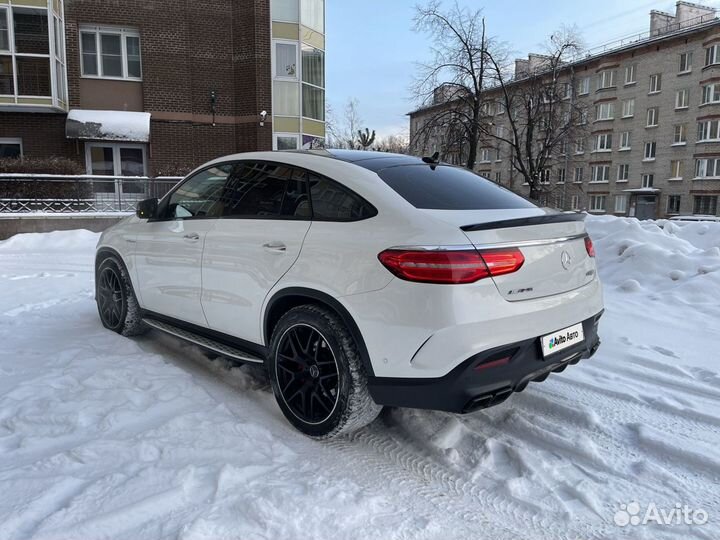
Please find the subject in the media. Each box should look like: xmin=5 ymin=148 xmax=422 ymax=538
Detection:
xmin=95 ymin=150 xmax=604 ymax=438
xmin=669 ymin=215 xmax=720 ymax=223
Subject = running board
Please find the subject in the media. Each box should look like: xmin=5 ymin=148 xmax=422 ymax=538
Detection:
xmin=142 ymin=318 xmax=265 ymax=364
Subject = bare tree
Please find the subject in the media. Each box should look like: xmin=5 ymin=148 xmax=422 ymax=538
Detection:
xmin=326 ymin=98 xmax=365 ymax=149
xmin=373 ymin=133 xmax=410 ymax=154
xmin=411 ymin=1 xmax=502 ymax=170
xmin=483 ymin=27 xmax=588 ymax=200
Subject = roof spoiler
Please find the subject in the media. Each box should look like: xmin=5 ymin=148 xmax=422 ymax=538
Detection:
xmin=460 ymin=212 xmax=586 ymax=232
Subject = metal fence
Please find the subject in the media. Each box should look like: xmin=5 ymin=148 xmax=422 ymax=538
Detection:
xmin=0 ymin=175 xmax=182 ymax=213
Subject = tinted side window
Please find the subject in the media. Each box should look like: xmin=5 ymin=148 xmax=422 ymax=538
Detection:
xmin=166 ymin=164 xmax=233 ymax=219
xmin=309 ymin=173 xmax=377 ymax=221
xmin=215 ymin=162 xmax=307 ymax=219
xmin=377 ymin=165 xmax=537 ymax=210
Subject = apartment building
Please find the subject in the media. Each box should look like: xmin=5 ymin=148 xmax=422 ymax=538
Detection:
xmin=409 ymin=2 xmax=720 ymax=219
xmin=0 ymin=0 xmax=325 ymax=176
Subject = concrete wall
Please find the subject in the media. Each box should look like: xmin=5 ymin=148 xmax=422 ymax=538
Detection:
xmin=0 ymin=215 xmax=126 ymax=240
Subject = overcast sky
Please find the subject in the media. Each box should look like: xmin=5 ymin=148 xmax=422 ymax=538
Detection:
xmin=325 ymin=0 xmax=720 ymax=138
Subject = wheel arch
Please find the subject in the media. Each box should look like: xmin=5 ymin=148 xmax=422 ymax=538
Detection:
xmin=264 ymin=287 xmax=375 ymax=376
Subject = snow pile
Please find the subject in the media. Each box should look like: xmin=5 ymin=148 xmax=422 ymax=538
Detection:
xmin=586 ymin=215 xmax=720 ymax=306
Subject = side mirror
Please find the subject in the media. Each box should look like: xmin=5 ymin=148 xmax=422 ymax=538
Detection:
xmin=136 ymin=198 xmax=158 ymax=219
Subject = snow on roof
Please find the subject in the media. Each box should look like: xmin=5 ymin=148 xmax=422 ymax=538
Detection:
xmin=66 ymin=109 xmax=151 ymax=142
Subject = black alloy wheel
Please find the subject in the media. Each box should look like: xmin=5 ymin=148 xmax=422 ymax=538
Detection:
xmin=97 ymin=266 xmax=126 ymax=330
xmin=275 ymin=323 xmax=340 ymax=424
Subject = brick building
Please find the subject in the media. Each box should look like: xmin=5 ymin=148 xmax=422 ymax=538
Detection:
xmin=0 ymin=0 xmax=325 ymax=176
xmin=409 ymin=2 xmax=720 ymax=220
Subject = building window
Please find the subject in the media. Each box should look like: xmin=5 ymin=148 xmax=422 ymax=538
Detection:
xmin=675 ymin=89 xmax=689 ymax=109
xmin=575 ymin=138 xmax=585 ymax=154
xmin=597 ymin=69 xmax=615 ymax=90
xmin=673 ymin=124 xmax=687 ymax=145
xmin=695 ymin=157 xmax=720 ymax=178
xmin=301 ymin=0 xmax=324 ymax=33
xmin=614 ymin=194 xmax=628 ymax=214
xmin=697 ymin=119 xmax=720 ymax=142
xmin=590 ymin=195 xmax=607 ymax=212
xmin=571 ymin=195 xmax=580 ymax=210
xmin=301 ymin=44 xmax=325 ymax=121
xmin=80 ymin=26 xmax=141 ymax=80
xmin=670 ymin=160 xmax=683 ymax=180
xmin=649 ymin=74 xmax=662 ymax=94
xmin=539 ymin=169 xmax=550 ymax=184
xmin=577 ymin=76 xmax=590 ymax=95
xmin=643 ymin=141 xmax=656 ymax=160
xmin=595 ymin=102 xmax=614 ymax=121
xmin=617 ymin=163 xmax=629 ymax=182
xmin=572 ymin=167 xmax=584 ymax=184
xmin=274 ymin=133 xmax=300 ymax=150
xmin=85 ymin=142 xmax=147 ymax=177
xmin=694 ymin=195 xmax=718 ymax=215
xmin=705 ymin=44 xmax=720 ymax=67
xmin=641 ymin=174 xmax=654 ymax=188
xmin=593 ymin=133 xmax=612 ymax=152
xmin=0 ymin=8 xmax=9 ymax=53
xmin=624 ymin=64 xmax=636 ymax=85
xmin=646 ymin=107 xmax=659 ymax=127
xmin=557 ymin=168 xmax=566 ymax=184
xmin=271 ymin=0 xmax=299 ymax=22
xmin=494 ymin=171 xmax=502 ymax=183
xmin=619 ymin=131 xmax=631 ymax=150
xmin=274 ymin=41 xmax=298 ymax=78
xmin=621 ymin=98 xmax=634 ymax=118
xmin=702 ymin=83 xmax=720 ymax=104
xmin=273 ymin=80 xmax=300 ymax=116
xmin=0 ymin=137 xmax=22 ymax=158
xmin=591 ymin=165 xmax=610 ymax=183
xmin=479 ymin=148 xmax=491 ymax=162
xmin=667 ymin=195 xmax=681 ymax=214
xmin=679 ymin=52 xmax=693 ymax=73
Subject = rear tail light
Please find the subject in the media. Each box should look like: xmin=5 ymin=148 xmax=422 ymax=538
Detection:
xmin=377 ymin=248 xmax=524 ymax=284
xmin=584 ymin=236 xmax=596 ymax=258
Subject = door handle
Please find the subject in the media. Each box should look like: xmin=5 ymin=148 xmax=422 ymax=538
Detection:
xmin=183 ymin=233 xmax=200 ymax=241
xmin=262 ymin=241 xmax=287 ymax=253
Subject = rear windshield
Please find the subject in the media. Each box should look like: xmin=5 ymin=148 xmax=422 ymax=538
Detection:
xmin=376 ymin=164 xmax=536 ymax=210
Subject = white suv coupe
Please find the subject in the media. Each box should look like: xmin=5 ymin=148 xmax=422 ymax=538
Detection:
xmin=95 ymin=150 xmax=603 ymax=438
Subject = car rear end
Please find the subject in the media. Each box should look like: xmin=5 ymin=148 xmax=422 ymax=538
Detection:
xmin=339 ymin=161 xmax=604 ymax=413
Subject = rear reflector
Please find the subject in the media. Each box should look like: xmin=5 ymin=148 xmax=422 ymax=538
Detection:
xmin=585 ymin=236 xmax=596 ymax=257
xmin=378 ymin=248 xmax=524 ymax=284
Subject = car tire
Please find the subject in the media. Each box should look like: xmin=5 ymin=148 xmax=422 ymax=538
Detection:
xmin=96 ymin=255 xmax=149 ymax=337
xmin=268 ymin=304 xmax=382 ymax=438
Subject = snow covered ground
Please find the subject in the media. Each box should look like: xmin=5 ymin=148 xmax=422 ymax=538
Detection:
xmin=0 ymin=216 xmax=718 ymax=540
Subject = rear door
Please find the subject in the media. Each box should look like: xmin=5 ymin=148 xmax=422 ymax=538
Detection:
xmin=134 ymin=164 xmax=233 ymax=326
xmin=201 ymin=161 xmax=311 ymax=343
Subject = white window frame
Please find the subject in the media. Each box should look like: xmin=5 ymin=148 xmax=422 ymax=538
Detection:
xmin=702 ymin=83 xmax=720 ymax=105
xmin=273 ymin=133 xmax=300 ymax=151
xmin=697 ymin=119 xmax=720 ymax=143
xmin=706 ymin=44 xmax=720 ymax=67
xmin=577 ymin=76 xmax=590 ymax=96
xmin=0 ymin=137 xmax=23 ymax=157
xmin=621 ymin=98 xmax=634 ymax=118
xmin=670 ymin=160 xmax=683 ymax=180
xmin=0 ymin=6 xmax=9 ymax=54
xmin=494 ymin=171 xmax=502 ymax=183
xmin=591 ymin=165 xmax=610 ymax=183
xmin=643 ymin=141 xmax=656 ymax=161
xmin=624 ymin=64 xmax=637 ymax=85
xmin=595 ymin=102 xmax=614 ymax=121
xmin=641 ymin=174 xmax=654 ymax=189
xmin=479 ymin=148 xmax=491 ymax=163
xmin=573 ymin=167 xmax=584 ymax=183
xmin=675 ymin=89 xmax=689 ymax=109
xmin=571 ymin=195 xmax=580 ymax=210
xmin=84 ymin=142 xmax=147 ymax=176
xmin=646 ymin=107 xmax=659 ymax=127
xmin=272 ymin=39 xmax=299 ymax=80
xmin=614 ymin=194 xmax=628 ymax=214
xmin=538 ymin=169 xmax=550 ymax=185
xmin=619 ymin=131 xmax=631 ymax=151
xmin=694 ymin=195 xmax=718 ymax=215
xmin=673 ymin=124 xmax=687 ymax=145
xmin=597 ymin=70 xmax=615 ymax=90
xmin=679 ymin=52 xmax=693 ymax=73
xmin=575 ymin=138 xmax=585 ymax=154
xmin=590 ymin=195 xmax=607 ymax=212
xmin=667 ymin=195 xmax=681 ymax=214
xmin=649 ymin=73 xmax=662 ymax=94
xmin=557 ymin=168 xmax=566 ymax=184
xmin=695 ymin=157 xmax=720 ymax=179
xmin=594 ymin=133 xmax=612 ymax=152
xmin=79 ymin=25 xmax=142 ymax=81
xmin=617 ymin=163 xmax=629 ymax=182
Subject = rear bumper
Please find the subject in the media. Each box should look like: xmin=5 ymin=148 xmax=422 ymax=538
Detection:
xmin=367 ymin=311 xmax=602 ymax=413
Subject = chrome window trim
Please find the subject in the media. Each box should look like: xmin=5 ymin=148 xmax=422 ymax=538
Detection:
xmin=389 ymin=233 xmax=589 ymax=252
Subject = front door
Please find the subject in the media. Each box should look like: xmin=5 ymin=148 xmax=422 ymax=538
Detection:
xmin=134 ymin=164 xmax=232 ymax=326
xmin=201 ymin=161 xmax=311 ymax=343
xmin=86 ymin=142 xmax=148 ymax=210
xmin=635 ymin=195 xmax=657 ymax=220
